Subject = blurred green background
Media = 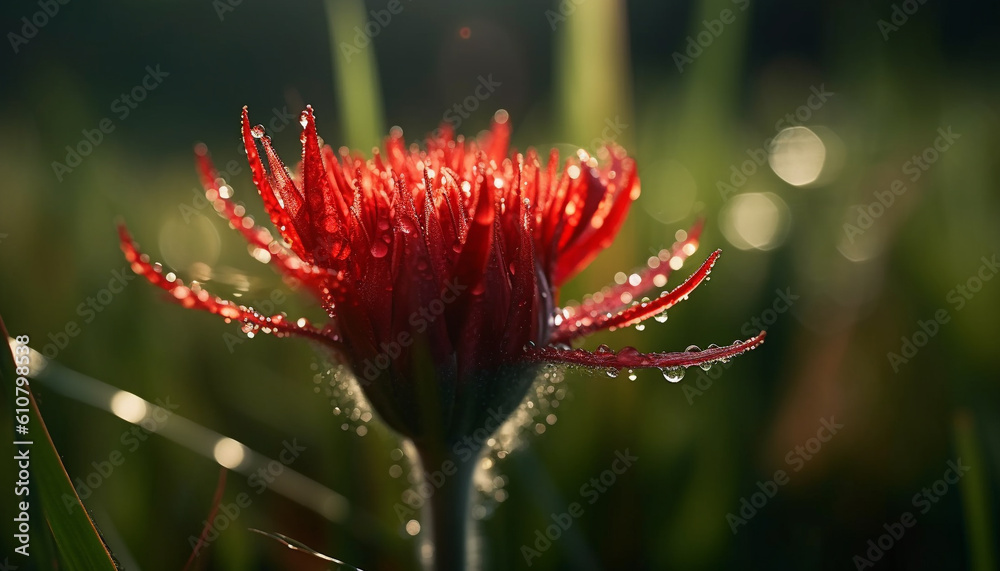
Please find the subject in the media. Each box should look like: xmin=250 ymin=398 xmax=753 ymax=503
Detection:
xmin=2 ymin=0 xmax=999 ymax=569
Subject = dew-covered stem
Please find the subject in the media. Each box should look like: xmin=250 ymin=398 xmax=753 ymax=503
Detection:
xmin=414 ymin=443 xmax=479 ymax=571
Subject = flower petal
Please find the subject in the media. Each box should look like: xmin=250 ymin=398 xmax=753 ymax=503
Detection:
xmin=118 ymin=223 xmax=341 ymax=350
xmin=551 ymin=249 xmax=720 ymax=344
xmin=523 ymin=331 xmax=766 ymax=370
xmin=194 ymin=144 xmax=333 ymax=295
xmin=557 ymin=219 xmax=703 ymax=322
xmin=241 ymin=107 xmax=303 ymax=253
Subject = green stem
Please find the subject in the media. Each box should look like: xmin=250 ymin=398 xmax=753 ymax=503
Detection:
xmin=415 ymin=444 xmax=478 ymax=571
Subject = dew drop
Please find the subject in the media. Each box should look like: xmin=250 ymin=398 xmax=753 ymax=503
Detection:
xmin=634 ymin=324 xmax=645 ymax=332
xmin=654 ymin=312 xmax=669 ymax=323
xmin=627 ymin=370 xmax=637 ymax=381
xmin=452 ymin=240 xmax=463 ymax=253
xmin=299 ymin=111 xmax=309 ymax=128
xmin=605 ymin=368 xmax=619 ymax=378
xmin=370 ymin=240 xmax=389 ymax=258
xmin=699 ymin=362 xmax=713 ymax=372
xmin=398 ymin=216 xmax=419 ymax=234
xmin=595 ymin=344 xmax=613 ymax=354
xmin=617 ymin=346 xmax=640 ymax=358
xmin=662 ymin=367 xmax=685 ymax=383
xmin=685 ymin=344 xmax=701 ymax=353
xmin=250 ymin=125 xmax=265 ymax=139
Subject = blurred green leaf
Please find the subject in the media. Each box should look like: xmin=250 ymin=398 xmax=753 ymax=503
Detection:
xmin=1 ymin=316 xmax=119 ymax=571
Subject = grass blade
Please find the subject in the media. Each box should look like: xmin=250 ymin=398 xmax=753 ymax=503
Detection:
xmin=2 ymin=316 xmax=119 ymax=570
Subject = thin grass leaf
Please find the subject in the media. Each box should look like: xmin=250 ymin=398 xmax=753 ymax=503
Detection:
xmin=953 ymin=410 xmax=997 ymax=571
xmin=183 ymin=467 xmax=228 ymax=571
xmin=1 ymin=317 xmax=119 ymax=570
xmin=249 ymin=528 xmax=365 ymax=570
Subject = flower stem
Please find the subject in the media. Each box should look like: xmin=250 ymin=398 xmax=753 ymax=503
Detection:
xmin=415 ymin=444 xmax=478 ymax=571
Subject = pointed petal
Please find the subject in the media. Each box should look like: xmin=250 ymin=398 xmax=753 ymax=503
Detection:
xmin=241 ymin=107 xmax=302 ymax=253
xmin=558 ymin=219 xmax=704 ymax=323
xmin=522 ymin=331 xmax=766 ymax=370
xmin=118 ymin=223 xmax=341 ymax=350
xmin=486 ymin=110 xmax=510 ymax=165
xmin=552 ymin=151 xmax=640 ymax=286
xmin=194 ymin=145 xmax=333 ymax=295
xmin=551 ymin=249 xmax=720 ymax=344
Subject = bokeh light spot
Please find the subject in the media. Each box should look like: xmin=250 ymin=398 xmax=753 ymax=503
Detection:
xmin=769 ymin=126 xmax=826 ymax=187
xmin=109 ymin=391 xmax=148 ymax=423
xmin=720 ymin=192 xmax=790 ymax=251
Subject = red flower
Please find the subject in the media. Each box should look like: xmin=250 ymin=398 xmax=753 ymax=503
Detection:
xmin=118 ymin=107 xmax=764 ymax=444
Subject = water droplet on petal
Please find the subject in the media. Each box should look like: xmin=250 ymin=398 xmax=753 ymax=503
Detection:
xmin=699 ymin=362 xmax=713 ymax=371
xmin=634 ymin=323 xmax=645 ymax=331
xmin=627 ymin=370 xmax=637 ymax=381
xmin=398 ymin=216 xmax=419 ymax=234
xmin=685 ymin=344 xmax=701 ymax=353
xmin=370 ymin=241 xmax=389 ymax=258
xmin=250 ymin=125 xmax=265 ymax=139
xmin=617 ymin=346 xmax=640 ymax=358
xmin=595 ymin=344 xmax=613 ymax=354
xmin=654 ymin=311 xmax=669 ymax=323
xmin=605 ymin=368 xmax=619 ymax=378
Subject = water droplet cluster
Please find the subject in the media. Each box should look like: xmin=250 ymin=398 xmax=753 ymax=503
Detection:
xmin=310 ymin=357 xmax=374 ymax=437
